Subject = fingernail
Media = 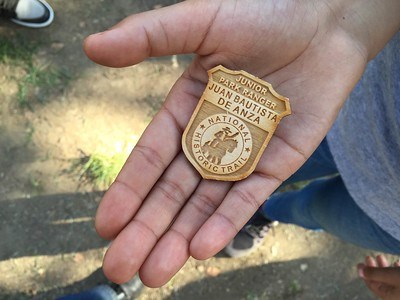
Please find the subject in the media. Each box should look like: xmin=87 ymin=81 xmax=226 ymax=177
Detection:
xmin=89 ymin=28 xmax=115 ymax=37
xmin=90 ymin=31 xmax=107 ymax=37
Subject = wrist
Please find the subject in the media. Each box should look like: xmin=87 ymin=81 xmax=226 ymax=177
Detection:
xmin=318 ymin=0 xmax=400 ymax=60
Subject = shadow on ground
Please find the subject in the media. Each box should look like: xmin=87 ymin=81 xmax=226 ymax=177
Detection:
xmin=3 ymin=254 xmax=374 ymax=300
xmin=0 ymin=268 xmax=107 ymax=300
xmin=0 ymin=191 xmax=106 ymax=261
xmin=165 ymin=257 xmax=374 ymax=300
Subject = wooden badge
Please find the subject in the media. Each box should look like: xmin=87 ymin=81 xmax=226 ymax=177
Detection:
xmin=182 ymin=65 xmax=291 ymax=181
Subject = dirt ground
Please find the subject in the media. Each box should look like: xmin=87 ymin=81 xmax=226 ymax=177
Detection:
xmin=0 ymin=1 xmax=397 ymax=299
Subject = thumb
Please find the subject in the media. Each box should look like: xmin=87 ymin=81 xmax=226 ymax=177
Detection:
xmin=362 ymin=266 xmax=400 ymax=286
xmin=83 ymin=0 xmax=222 ymax=67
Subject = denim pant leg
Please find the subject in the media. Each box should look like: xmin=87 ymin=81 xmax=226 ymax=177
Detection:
xmin=283 ymin=138 xmax=338 ymax=186
xmin=260 ymin=140 xmax=400 ymax=254
xmin=57 ymin=285 xmax=119 ymax=300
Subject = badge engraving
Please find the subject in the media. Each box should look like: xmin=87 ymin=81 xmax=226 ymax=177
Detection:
xmin=192 ymin=114 xmax=252 ymax=175
xmin=182 ymin=65 xmax=291 ymax=181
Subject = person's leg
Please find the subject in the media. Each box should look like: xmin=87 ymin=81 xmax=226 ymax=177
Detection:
xmin=282 ymin=138 xmax=338 ymax=186
xmin=263 ymin=175 xmax=400 ymax=254
xmin=224 ymin=139 xmax=339 ymax=257
xmin=256 ymin=138 xmax=339 ymax=221
xmin=57 ymin=273 xmax=143 ymax=300
xmin=225 ymin=139 xmax=400 ymax=256
xmin=57 ymin=285 xmax=119 ymax=300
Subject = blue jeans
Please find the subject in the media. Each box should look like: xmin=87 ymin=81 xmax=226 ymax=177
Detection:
xmin=57 ymin=285 xmax=119 ymax=300
xmin=261 ymin=139 xmax=400 ymax=255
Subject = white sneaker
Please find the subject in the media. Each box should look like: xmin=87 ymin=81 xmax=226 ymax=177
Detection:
xmin=2 ymin=0 xmax=54 ymax=28
xmin=224 ymin=210 xmax=279 ymax=258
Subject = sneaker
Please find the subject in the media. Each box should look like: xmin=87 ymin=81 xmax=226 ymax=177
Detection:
xmin=0 ymin=0 xmax=54 ymax=28
xmin=57 ymin=274 xmax=143 ymax=300
xmin=112 ymin=274 xmax=144 ymax=300
xmin=224 ymin=210 xmax=278 ymax=258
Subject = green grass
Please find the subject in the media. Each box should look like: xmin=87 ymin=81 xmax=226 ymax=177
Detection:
xmin=0 ymin=36 xmax=70 ymax=109
xmin=287 ymin=279 xmax=303 ymax=296
xmin=71 ymin=152 xmax=127 ymax=189
xmin=29 ymin=175 xmax=44 ymax=195
xmin=0 ymin=36 xmax=36 ymax=65
xmin=16 ymin=64 xmax=70 ymax=109
xmin=245 ymin=292 xmax=260 ymax=300
xmin=24 ymin=122 xmax=35 ymax=145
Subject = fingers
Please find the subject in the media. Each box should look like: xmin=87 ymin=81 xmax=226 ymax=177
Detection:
xmin=365 ymin=255 xmax=378 ymax=267
xmin=95 ymin=107 xmax=183 ymax=239
xmin=377 ymin=254 xmax=390 ymax=268
xmin=363 ymin=255 xmax=392 ymax=269
xmin=97 ymin=65 xmax=209 ymax=283
xmin=95 ymin=67 xmax=206 ymax=240
xmin=83 ymin=0 xmax=222 ymax=67
xmin=116 ymin=124 xmax=304 ymax=285
xmin=189 ymin=124 xmax=307 ymax=259
xmin=102 ymin=153 xmax=201 ymax=283
xmin=139 ymin=180 xmax=232 ymax=287
xmin=190 ymin=171 xmax=281 ymax=259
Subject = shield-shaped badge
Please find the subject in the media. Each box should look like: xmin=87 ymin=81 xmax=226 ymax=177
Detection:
xmin=182 ymin=65 xmax=291 ymax=181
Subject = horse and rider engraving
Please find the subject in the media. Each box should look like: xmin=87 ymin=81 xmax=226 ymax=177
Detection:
xmin=201 ymin=127 xmax=239 ymax=165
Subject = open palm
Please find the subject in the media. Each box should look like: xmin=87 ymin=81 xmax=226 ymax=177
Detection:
xmin=84 ymin=0 xmax=367 ymax=287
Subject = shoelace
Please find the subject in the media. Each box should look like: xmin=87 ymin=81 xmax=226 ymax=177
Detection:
xmin=0 ymin=0 xmax=17 ymax=17
xmin=0 ymin=0 xmax=17 ymax=10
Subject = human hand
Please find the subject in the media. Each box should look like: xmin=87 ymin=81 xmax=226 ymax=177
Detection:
xmin=84 ymin=0 xmax=399 ymax=287
xmin=358 ymin=255 xmax=400 ymax=300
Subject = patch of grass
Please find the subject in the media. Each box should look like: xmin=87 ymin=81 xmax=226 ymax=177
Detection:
xmin=29 ymin=176 xmax=44 ymax=195
xmin=287 ymin=279 xmax=303 ymax=296
xmin=16 ymin=64 xmax=70 ymax=109
xmin=245 ymin=292 xmax=260 ymax=300
xmin=71 ymin=151 xmax=127 ymax=189
xmin=0 ymin=36 xmax=71 ymax=109
xmin=24 ymin=122 xmax=35 ymax=145
xmin=0 ymin=36 xmax=36 ymax=65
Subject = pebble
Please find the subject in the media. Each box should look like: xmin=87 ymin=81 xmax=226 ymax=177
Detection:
xmin=206 ymin=266 xmax=221 ymax=277
xmin=37 ymin=268 xmax=45 ymax=276
xmin=300 ymin=263 xmax=308 ymax=272
xmin=51 ymin=42 xmax=65 ymax=52
xmin=196 ymin=265 xmax=205 ymax=272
